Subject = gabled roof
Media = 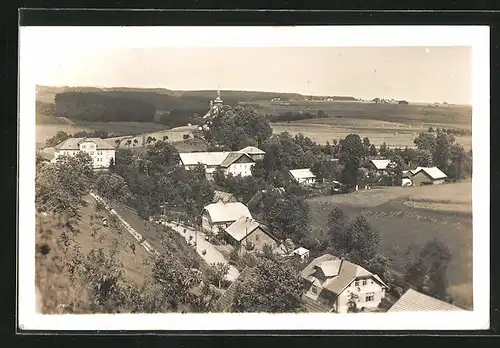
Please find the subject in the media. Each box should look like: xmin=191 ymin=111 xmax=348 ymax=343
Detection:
xmin=225 ymin=216 xmax=275 ymax=242
xmin=55 ymin=137 xmax=115 ymax=150
xmin=388 ymin=289 xmax=464 ymax=312
xmin=300 ymin=254 xmax=388 ymax=297
xmin=293 ymin=247 xmax=310 ymax=256
xmin=179 ymin=152 xmax=230 ymax=166
xmin=370 ymin=159 xmax=391 ymax=170
xmin=212 ymin=190 xmax=238 ymax=203
xmin=203 ymin=202 xmax=252 ymax=223
xmin=289 ymin=168 xmax=316 ymax=180
xmin=220 ymin=152 xmax=255 ymax=168
xmin=238 ymin=146 xmax=266 ymax=155
xmin=413 ymin=167 xmax=448 ymax=180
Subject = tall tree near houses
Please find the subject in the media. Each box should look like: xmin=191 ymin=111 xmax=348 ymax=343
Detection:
xmin=339 ymin=134 xmax=365 ymax=188
xmin=416 ymin=149 xmax=433 ymax=167
xmin=379 ymin=142 xmax=388 ymax=157
xmin=233 ymin=257 xmax=304 ymax=313
xmin=362 ymin=137 xmax=371 ymax=156
xmin=414 ymin=132 xmax=437 ymax=154
xmin=433 ymin=129 xmax=454 ymax=171
xmin=369 ymin=144 xmax=378 ymax=157
xmin=387 ymin=155 xmax=404 ymax=186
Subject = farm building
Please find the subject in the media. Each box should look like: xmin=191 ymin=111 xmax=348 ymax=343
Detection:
xmin=300 ymin=254 xmax=388 ymax=313
xmin=409 ymin=167 xmax=448 ymax=186
xmin=212 ymin=190 xmax=239 ymax=204
xmin=201 ymin=202 xmax=252 ymax=234
xmin=179 ymin=147 xmax=258 ymax=179
xmin=224 ymin=216 xmax=279 ymax=254
xmin=369 ymin=159 xmax=392 ymax=173
xmin=388 ymin=289 xmax=464 ymax=312
xmin=237 ymin=146 xmax=266 ymax=161
xmin=289 ymin=168 xmax=317 ymax=186
xmin=293 ymin=247 xmax=311 ymax=262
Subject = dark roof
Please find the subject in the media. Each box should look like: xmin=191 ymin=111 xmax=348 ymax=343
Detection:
xmin=219 ymin=152 xmax=254 ymax=168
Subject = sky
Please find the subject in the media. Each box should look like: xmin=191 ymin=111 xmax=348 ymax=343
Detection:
xmin=24 ymin=30 xmax=472 ymax=104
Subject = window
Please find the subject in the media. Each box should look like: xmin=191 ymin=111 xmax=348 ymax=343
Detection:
xmin=311 ymin=285 xmax=318 ymax=294
xmin=365 ymin=293 xmax=375 ymax=302
xmin=354 ymin=281 xmax=359 ymax=287
xmin=362 ymin=280 xmax=367 ymax=286
xmin=81 ymin=145 xmax=86 ymax=149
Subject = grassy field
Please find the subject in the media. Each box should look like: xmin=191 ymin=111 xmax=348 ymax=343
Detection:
xmin=306 ymin=181 xmax=473 ymax=309
xmin=107 ymin=125 xmax=198 ymax=148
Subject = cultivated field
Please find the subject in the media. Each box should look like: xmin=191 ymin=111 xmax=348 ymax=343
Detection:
xmin=307 ymin=181 xmax=473 ymax=309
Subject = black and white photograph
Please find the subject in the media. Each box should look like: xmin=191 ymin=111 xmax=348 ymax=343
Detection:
xmin=18 ymin=25 xmax=490 ymax=331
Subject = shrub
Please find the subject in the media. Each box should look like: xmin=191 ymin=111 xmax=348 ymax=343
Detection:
xmin=229 ymin=248 xmax=239 ymax=264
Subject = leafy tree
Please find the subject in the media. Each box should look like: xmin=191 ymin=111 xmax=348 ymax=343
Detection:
xmin=369 ymin=144 xmax=378 ymax=157
xmin=414 ymin=132 xmax=437 ymax=154
xmin=339 ymin=134 xmax=365 ymax=188
xmin=233 ymin=257 xmax=303 ymax=312
xmin=379 ymin=142 xmax=388 ymax=157
xmin=36 ymin=152 xmax=94 ymax=219
xmin=46 ymin=131 xmax=71 ymax=147
xmin=404 ymin=239 xmax=452 ymax=301
xmin=434 ymin=129 xmax=454 ymax=170
xmin=262 ymin=194 xmax=310 ymax=243
xmin=387 ymin=155 xmax=404 ymax=186
xmin=416 ymin=149 xmax=433 ymax=167
xmin=209 ymin=262 xmax=230 ymax=288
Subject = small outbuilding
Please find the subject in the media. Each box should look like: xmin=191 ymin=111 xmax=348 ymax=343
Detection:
xmin=289 ymin=168 xmax=317 ymax=186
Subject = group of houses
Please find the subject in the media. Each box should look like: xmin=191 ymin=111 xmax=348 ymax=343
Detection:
xmin=368 ymin=159 xmax=448 ymax=187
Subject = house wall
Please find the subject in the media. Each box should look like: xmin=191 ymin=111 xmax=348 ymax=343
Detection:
xmin=411 ymin=171 xmax=439 ymax=186
xmin=202 ymin=212 xmax=236 ymax=234
xmin=297 ymin=177 xmax=316 ymax=185
xmin=52 ymin=145 xmax=115 ymax=169
xmin=335 ymin=277 xmax=386 ymax=314
xmin=225 ymin=162 xmax=255 ymax=177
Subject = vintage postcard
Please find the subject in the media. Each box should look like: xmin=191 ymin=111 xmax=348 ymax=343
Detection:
xmin=18 ymin=25 xmax=489 ymax=331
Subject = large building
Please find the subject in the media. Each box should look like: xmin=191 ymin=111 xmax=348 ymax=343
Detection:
xmin=203 ymin=89 xmax=225 ymax=121
xmin=300 ymin=254 xmax=388 ymax=313
xmin=51 ymin=137 xmax=116 ymax=169
xmin=178 ymin=146 xmax=266 ymax=180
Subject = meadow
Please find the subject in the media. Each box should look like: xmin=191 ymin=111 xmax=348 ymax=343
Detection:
xmin=306 ymin=181 xmax=473 ymax=309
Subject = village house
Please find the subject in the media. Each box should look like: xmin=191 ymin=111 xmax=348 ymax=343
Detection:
xmin=51 ymin=137 xmax=116 ymax=169
xmin=201 ymin=201 xmax=252 ymax=234
xmin=369 ymin=159 xmax=392 ymax=173
xmin=388 ymin=289 xmax=464 ymax=312
xmin=407 ymin=166 xmax=448 ymax=186
xmin=300 ymin=254 xmax=388 ymax=313
xmin=224 ymin=216 xmax=279 ymax=254
xmin=289 ymin=168 xmax=317 ymax=186
xmin=178 ymin=148 xmax=258 ymax=180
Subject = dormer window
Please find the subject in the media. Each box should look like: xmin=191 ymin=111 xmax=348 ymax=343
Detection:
xmin=362 ymin=280 xmax=367 ymax=286
xmin=354 ymin=280 xmax=359 ymax=287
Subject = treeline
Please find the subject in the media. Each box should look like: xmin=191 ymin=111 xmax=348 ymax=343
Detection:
xmin=428 ymin=126 xmax=472 ymax=136
xmin=45 ymin=130 xmax=110 ymax=147
xmin=55 ymin=92 xmax=156 ymax=122
xmin=158 ymin=109 xmax=205 ymax=128
xmin=305 ymin=96 xmax=356 ymax=101
xmin=266 ymin=110 xmax=329 ymax=123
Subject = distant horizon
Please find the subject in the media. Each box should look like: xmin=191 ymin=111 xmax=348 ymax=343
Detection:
xmin=37 ymin=84 xmax=471 ymax=106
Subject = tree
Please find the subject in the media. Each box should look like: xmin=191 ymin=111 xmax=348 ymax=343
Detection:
xmin=46 ymin=131 xmax=71 ymax=147
xmin=210 ymin=262 xmax=230 ymax=288
xmin=414 ymin=132 xmax=437 ymax=154
xmin=362 ymin=137 xmax=371 ymax=157
xmin=263 ymin=194 xmax=310 ymax=243
xmin=36 ymin=152 xmax=94 ymax=219
xmin=369 ymin=144 xmax=378 ymax=157
xmin=404 ymin=239 xmax=452 ymax=301
xmin=379 ymin=142 xmax=388 ymax=157
xmin=434 ymin=129 xmax=454 ymax=170
xmin=339 ymin=134 xmax=365 ymax=188
xmin=233 ymin=257 xmax=303 ymax=312
xmin=387 ymin=155 xmax=404 ymax=186
xmin=345 ymin=215 xmax=380 ymax=263
xmin=415 ymin=149 xmax=433 ymax=167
